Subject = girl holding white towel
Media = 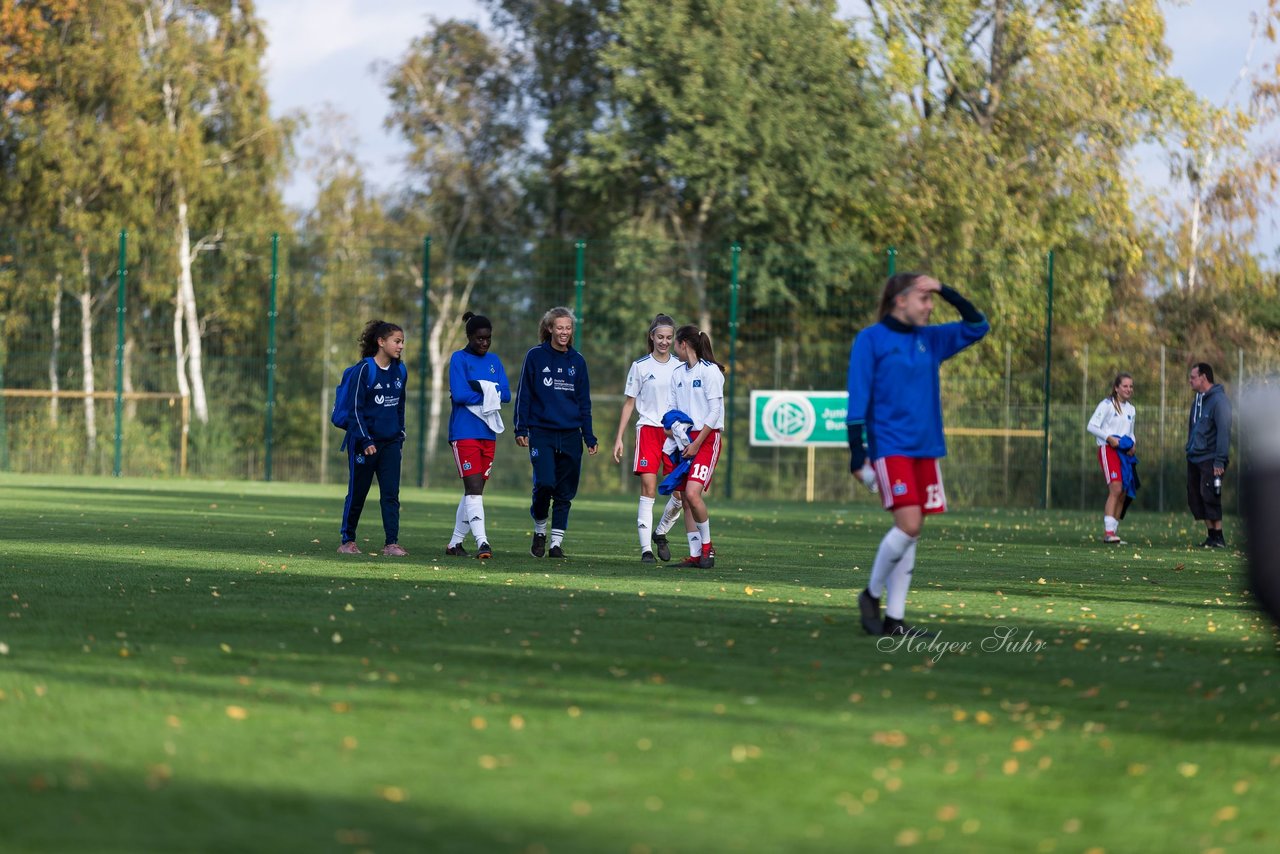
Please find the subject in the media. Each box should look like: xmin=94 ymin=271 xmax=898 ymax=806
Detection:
xmin=446 ymin=312 xmax=511 ymax=559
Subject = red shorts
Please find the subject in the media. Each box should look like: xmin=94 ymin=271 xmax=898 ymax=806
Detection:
xmin=633 ymin=424 xmax=669 ymax=476
xmin=451 ymin=439 xmax=495 ymax=480
xmin=682 ymin=428 xmax=722 ymax=490
xmin=1098 ymin=445 xmax=1122 ymax=483
xmin=873 ymin=456 xmax=947 ymax=514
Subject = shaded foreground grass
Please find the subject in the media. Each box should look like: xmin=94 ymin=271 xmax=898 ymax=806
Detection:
xmin=0 ymin=473 xmax=1276 ymax=853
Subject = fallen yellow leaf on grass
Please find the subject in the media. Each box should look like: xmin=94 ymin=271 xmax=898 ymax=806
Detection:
xmin=378 ymin=786 xmax=408 ymax=802
xmin=1178 ymin=762 xmax=1199 ymax=778
xmin=225 ymin=705 xmax=248 ymax=720
xmin=1213 ymin=805 xmax=1238 ymax=823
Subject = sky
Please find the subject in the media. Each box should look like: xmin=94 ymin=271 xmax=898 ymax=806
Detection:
xmin=257 ymin=0 xmax=1275 ymax=249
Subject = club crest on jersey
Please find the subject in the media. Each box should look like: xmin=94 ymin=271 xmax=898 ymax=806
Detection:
xmin=640 ymin=457 xmax=649 ymax=467
xmin=917 ymin=341 xmax=927 ymax=353
xmin=489 ymin=365 xmax=496 ymax=374
xmin=462 ymin=461 xmax=472 ymax=471
xmin=692 ymin=379 xmax=702 ymax=388
xmin=530 ymin=448 xmax=539 ymax=458
xmin=356 ymin=455 xmax=365 ymax=464
xmin=395 ymin=379 xmax=402 ymax=389
xmin=568 ymin=366 xmax=576 ymax=377
xmin=892 ymin=480 xmax=908 ymax=496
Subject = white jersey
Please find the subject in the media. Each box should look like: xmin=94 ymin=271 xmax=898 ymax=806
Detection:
xmin=668 ymin=360 xmax=725 ymax=430
xmin=1086 ymin=398 xmax=1135 ymax=447
xmin=623 ymin=353 xmax=680 ymax=427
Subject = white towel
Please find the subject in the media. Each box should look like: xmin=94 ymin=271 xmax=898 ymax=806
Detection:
xmin=661 ymin=421 xmax=692 ymax=456
xmin=466 ymin=380 xmax=505 ymax=434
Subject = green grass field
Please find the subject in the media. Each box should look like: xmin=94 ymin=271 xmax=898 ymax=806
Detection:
xmin=0 ymin=473 xmax=1275 ymax=853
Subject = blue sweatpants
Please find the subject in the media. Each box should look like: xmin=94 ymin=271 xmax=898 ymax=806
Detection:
xmin=528 ymin=428 xmax=584 ymax=531
xmin=341 ymin=438 xmax=402 ymax=545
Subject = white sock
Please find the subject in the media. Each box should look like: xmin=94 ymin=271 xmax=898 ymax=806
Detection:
xmin=868 ymin=527 xmax=915 ymax=599
xmin=464 ymin=494 xmax=487 ymax=545
xmin=687 ymin=531 xmax=702 ymax=557
xmin=449 ymin=498 xmax=468 ymax=547
xmin=696 ymin=520 xmax=710 ymax=549
xmin=884 ymin=540 xmax=918 ymax=620
xmin=534 ymin=518 xmax=548 ymax=536
xmin=1104 ymin=515 xmax=1117 ymax=533
xmin=656 ymin=496 xmax=683 ymax=536
xmin=550 ymin=528 xmax=565 ymax=549
xmin=638 ymin=496 xmax=655 ymax=552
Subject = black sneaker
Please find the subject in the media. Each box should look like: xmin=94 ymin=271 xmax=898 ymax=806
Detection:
xmin=1208 ymin=534 xmax=1227 ymax=549
xmin=698 ymin=550 xmax=714 ymax=569
xmin=475 ymin=542 xmax=493 ymax=559
xmin=640 ymin=551 xmax=656 ymax=564
xmin=549 ymin=545 xmax=566 ymax=559
xmin=653 ymin=534 xmax=671 ymax=562
xmin=530 ymin=533 xmax=546 ymax=558
xmin=858 ymin=588 xmax=883 ymax=635
xmin=882 ymin=617 xmax=936 ymax=639
xmin=445 ymin=544 xmax=468 ymax=557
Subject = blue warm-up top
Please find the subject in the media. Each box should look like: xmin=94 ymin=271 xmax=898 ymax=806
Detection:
xmin=514 ymin=342 xmax=596 ymax=446
xmin=846 ymin=315 xmax=989 ymax=459
xmin=448 ymin=347 xmax=511 ymax=441
xmin=346 ymin=358 xmax=406 ymax=448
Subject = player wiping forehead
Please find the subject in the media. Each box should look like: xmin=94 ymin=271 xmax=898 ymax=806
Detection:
xmin=846 ymin=272 xmax=990 ymax=638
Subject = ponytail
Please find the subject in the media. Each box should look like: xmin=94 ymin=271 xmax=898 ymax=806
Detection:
xmin=674 ymin=324 xmax=726 ymax=374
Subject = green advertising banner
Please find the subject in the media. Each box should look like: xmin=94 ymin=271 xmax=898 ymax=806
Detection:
xmin=750 ymin=391 xmax=848 ymax=447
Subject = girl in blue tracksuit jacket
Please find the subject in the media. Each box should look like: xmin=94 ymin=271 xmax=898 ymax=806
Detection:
xmin=338 ymin=320 xmax=408 ymax=557
xmin=514 ymin=307 xmax=597 ymax=558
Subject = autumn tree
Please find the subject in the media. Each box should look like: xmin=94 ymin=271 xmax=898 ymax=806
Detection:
xmin=383 ymin=18 xmax=526 ymax=475
xmin=580 ymin=0 xmax=887 ymax=331
xmin=138 ymin=0 xmax=290 ymax=425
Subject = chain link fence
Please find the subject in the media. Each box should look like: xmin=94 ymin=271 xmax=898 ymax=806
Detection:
xmin=2 ymin=232 xmax=1273 ymax=511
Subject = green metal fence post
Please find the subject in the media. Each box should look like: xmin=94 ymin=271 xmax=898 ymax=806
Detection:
xmin=887 ymin=246 xmax=897 ymax=277
xmin=725 ymin=243 xmax=741 ymax=500
xmin=264 ymin=233 xmax=279 ymax=482
xmin=417 ymin=236 xmax=431 ymax=488
xmin=1040 ymin=250 xmax=1055 ymax=509
xmin=113 ymin=230 xmax=127 ymax=477
xmin=574 ymin=240 xmax=586 ymax=344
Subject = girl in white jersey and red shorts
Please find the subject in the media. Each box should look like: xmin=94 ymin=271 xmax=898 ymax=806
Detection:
xmin=1086 ymin=372 xmax=1136 ymax=544
xmin=612 ymin=314 xmax=683 ymax=563
xmin=668 ymin=325 xmax=726 ymax=569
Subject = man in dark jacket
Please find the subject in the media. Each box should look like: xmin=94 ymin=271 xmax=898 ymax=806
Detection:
xmin=1186 ymin=362 xmax=1232 ymax=548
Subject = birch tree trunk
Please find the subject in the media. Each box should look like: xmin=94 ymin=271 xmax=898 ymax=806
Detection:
xmin=175 ymin=184 xmax=209 ymax=422
xmin=78 ymin=247 xmax=96 ymax=455
xmin=172 ymin=288 xmax=190 ymax=400
xmin=49 ymin=277 xmax=62 ymax=425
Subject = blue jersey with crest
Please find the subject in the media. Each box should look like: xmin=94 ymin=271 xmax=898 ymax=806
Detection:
xmin=846 ymin=317 xmax=989 ymax=459
xmin=514 ymin=342 xmax=596 ymax=445
xmin=448 ymin=348 xmax=511 ymax=441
